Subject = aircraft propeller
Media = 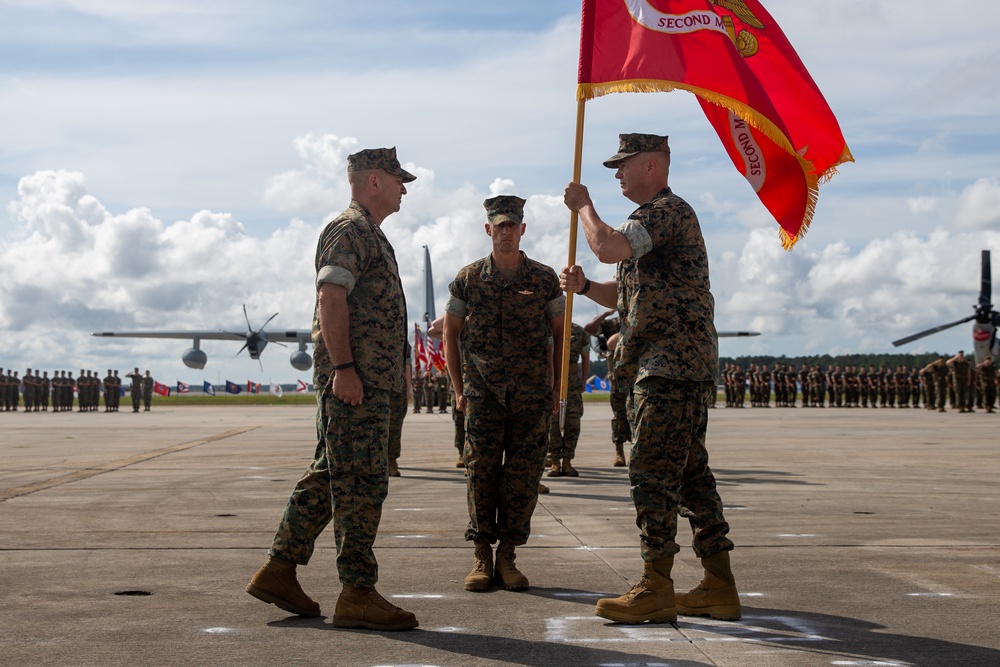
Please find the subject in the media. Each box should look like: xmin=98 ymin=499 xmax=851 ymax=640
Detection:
xmin=235 ymin=305 xmax=283 ymax=370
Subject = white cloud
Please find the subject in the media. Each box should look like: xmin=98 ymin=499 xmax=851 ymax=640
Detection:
xmin=908 ymin=196 xmax=936 ymax=215
xmin=952 ymin=178 xmax=1000 ymax=229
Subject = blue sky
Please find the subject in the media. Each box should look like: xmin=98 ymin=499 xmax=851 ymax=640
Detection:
xmin=2 ymin=1 xmax=999 ymax=384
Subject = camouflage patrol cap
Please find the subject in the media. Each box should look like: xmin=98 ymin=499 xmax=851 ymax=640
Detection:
xmin=347 ymin=147 xmax=416 ymax=183
xmin=603 ymin=133 xmax=670 ymax=168
xmin=483 ymin=195 xmax=526 ymax=225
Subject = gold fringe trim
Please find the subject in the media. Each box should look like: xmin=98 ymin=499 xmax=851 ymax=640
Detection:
xmin=579 ymin=80 xmax=851 ymax=251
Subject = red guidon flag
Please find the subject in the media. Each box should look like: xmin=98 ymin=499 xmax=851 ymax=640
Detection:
xmin=414 ymin=323 xmax=428 ymax=372
xmin=578 ymin=0 xmax=853 ymax=248
xmin=153 ymin=381 xmax=170 ymax=397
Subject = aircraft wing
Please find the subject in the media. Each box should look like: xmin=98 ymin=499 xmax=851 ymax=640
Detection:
xmin=265 ymin=330 xmax=313 ymax=343
xmin=91 ymin=330 xmax=311 ymax=342
xmin=718 ymin=331 xmax=760 ymax=338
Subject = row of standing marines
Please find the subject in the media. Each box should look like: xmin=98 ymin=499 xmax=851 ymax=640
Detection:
xmin=0 ymin=368 xmax=157 ymax=413
xmin=244 ymin=136 xmax=739 ymax=631
xmin=722 ymin=351 xmax=996 ymax=413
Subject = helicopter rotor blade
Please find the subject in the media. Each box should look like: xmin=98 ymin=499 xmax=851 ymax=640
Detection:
xmin=892 ymin=314 xmax=978 ymax=347
xmin=980 ymin=250 xmax=992 ymax=308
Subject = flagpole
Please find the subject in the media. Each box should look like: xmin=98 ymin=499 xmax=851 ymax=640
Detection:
xmin=560 ymin=98 xmax=587 ymax=430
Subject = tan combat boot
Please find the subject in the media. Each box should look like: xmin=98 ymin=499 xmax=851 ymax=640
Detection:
xmin=595 ymin=557 xmax=676 ymax=624
xmin=455 ymin=453 xmax=465 ymax=468
xmin=245 ymin=556 xmax=321 ymax=617
xmin=613 ymin=443 xmax=626 ymax=467
xmin=333 ymin=584 xmax=418 ymax=631
xmin=561 ymin=458 xmax=579 ymax=477
xmin=495 ymin=541 xmax=529 ymax=590
xmin=537 ymin=482 xmax=550 ymax=494
xmin=675 ymin=551 xmax=741 ymax=620
xmin=388 ymin=458 xmax=400 ymax=477
xmin=464 ymin=541 xmax=493 ymax=591
xmin=546 ymin=458 xmax=562 ymax=477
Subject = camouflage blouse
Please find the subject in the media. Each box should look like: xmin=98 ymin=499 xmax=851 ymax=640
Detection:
xmin=313 ymin=201 xmax=406 ymax=394
xmin=615 ymin=188 xmax=718 ymax=384
xmin=448 ymin=252 xmax=564 ymax=411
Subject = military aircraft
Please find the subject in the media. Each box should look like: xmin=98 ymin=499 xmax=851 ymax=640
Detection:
xmin=892 ymin=249 xmax=1000 ymax=363
xmin=92 ymin=306 xmax=312 ymax=371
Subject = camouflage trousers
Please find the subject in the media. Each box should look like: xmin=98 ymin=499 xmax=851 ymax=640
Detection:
xmin=924 ymin=379 xmax=936 ymax=407
xmin=268 ymin=387 xmax=390 ymax=587
xmin=954 ymin=381 xmax=971 ymax=410
xmin=610 ymin=389 xmax=632 ymax=447
xmin=982 ymin=381 xmax=996 ymax=409
xmin=627 ymin=378 xmax=734 ymax=560
xmin=547 ymin=392 xmax=583 ymax=459
xmin=388 ymin=389 xmax=407 ymax=460
xmin=464 ymin=394 xmax=549 ymax=545
xmin=935 ymin=379 xmax=948 ymax=410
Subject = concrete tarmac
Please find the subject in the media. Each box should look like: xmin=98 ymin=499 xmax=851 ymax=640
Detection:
xmin=1 ymin=401 xmax=998 ymax=666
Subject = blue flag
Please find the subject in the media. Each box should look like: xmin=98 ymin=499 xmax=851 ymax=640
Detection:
xmin=224 ymin=380 xmax=242 ymax=395
xmin=203 ymin=381 xmax=216 ymax=396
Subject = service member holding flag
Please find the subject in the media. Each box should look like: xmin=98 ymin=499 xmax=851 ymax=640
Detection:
xmin=562 ymin=133 xmax=740 ymax=624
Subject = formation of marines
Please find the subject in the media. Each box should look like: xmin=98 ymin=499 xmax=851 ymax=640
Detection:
xmin=0 ymin=367 xmax=151 ymax=412
xmin=412 ymin=367 xmax=450 ymax=414
xmin=721 ymin=351 xmax=997 ymax=413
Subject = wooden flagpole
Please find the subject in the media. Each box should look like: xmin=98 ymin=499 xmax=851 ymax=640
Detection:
xmin=560 ymin=98 xmax=587 ymax=430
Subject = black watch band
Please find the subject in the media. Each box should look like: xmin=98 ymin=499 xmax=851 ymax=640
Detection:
xmin=579 ymin=279 xmax=592 ymax=295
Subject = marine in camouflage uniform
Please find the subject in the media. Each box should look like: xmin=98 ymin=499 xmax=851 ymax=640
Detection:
xmin=23 ymin=369 xmax=36 ymax=412
xmin=735 ymin=365 xmax=747 ymax=407
xmin=866 ymin=365 xmax=879 ymax=408
xmin=103 ymin=370 xmax=114 ymax=412
xmin=895 ymin=365 xmax=909 ymax=408
xmin=422 ymin=368 xmax=435 ymax=411
xmin=434 ymin=372 xmax=449 ymax=413
xmin=126 ymin=368 xmax=142 ymax=412
xmin=111 ymin=370 xmax=122 ymax=411
xmin=445 ymin=195 xmax=565 ymax=593
xmin=387 ymin=343 xmax=412 ymax=477
xmin=919 ymin=362 xmax=936 ymax=410
xmin=247 ymin=147 xmax=418 ymax=631
xmin=547 ymin=322 xmax=590 ymax=477
xmin=142 ymin=371 xmax=154 ymax=411
xmin=39 ymin=371 xmax=49 ymax=411
xmin=947 ymin=351 xmax=973 ymax=413
xmin=586 ymin=311 xmax=632 ymax=464
xmin=929 ymin=358 xmax=949 ymax=412
xmin=563 ymin=133 xmax=739 ymax=624
xmin=411 ymin=367 xmax=424 ymax=413
xmin=977 ymin=357 xmax=996 ymax=413
xmin=11 ymin=371 xmax=20 ymax=411
xmin=427 ymin=314 xmax=468 ymax=468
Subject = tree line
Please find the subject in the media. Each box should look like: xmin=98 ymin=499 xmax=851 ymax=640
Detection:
xmin=587 ymin=352 xmax=951 ymax=380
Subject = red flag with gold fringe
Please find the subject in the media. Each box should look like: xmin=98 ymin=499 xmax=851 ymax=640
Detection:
xmin=578 ymin=0 xmax=852 ymax=248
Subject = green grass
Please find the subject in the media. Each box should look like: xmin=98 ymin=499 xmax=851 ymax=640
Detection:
xmin=135 ymin=393 xmax=318 ymax=406
xmin=111 ymin=391 xmax=617 ymax=407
